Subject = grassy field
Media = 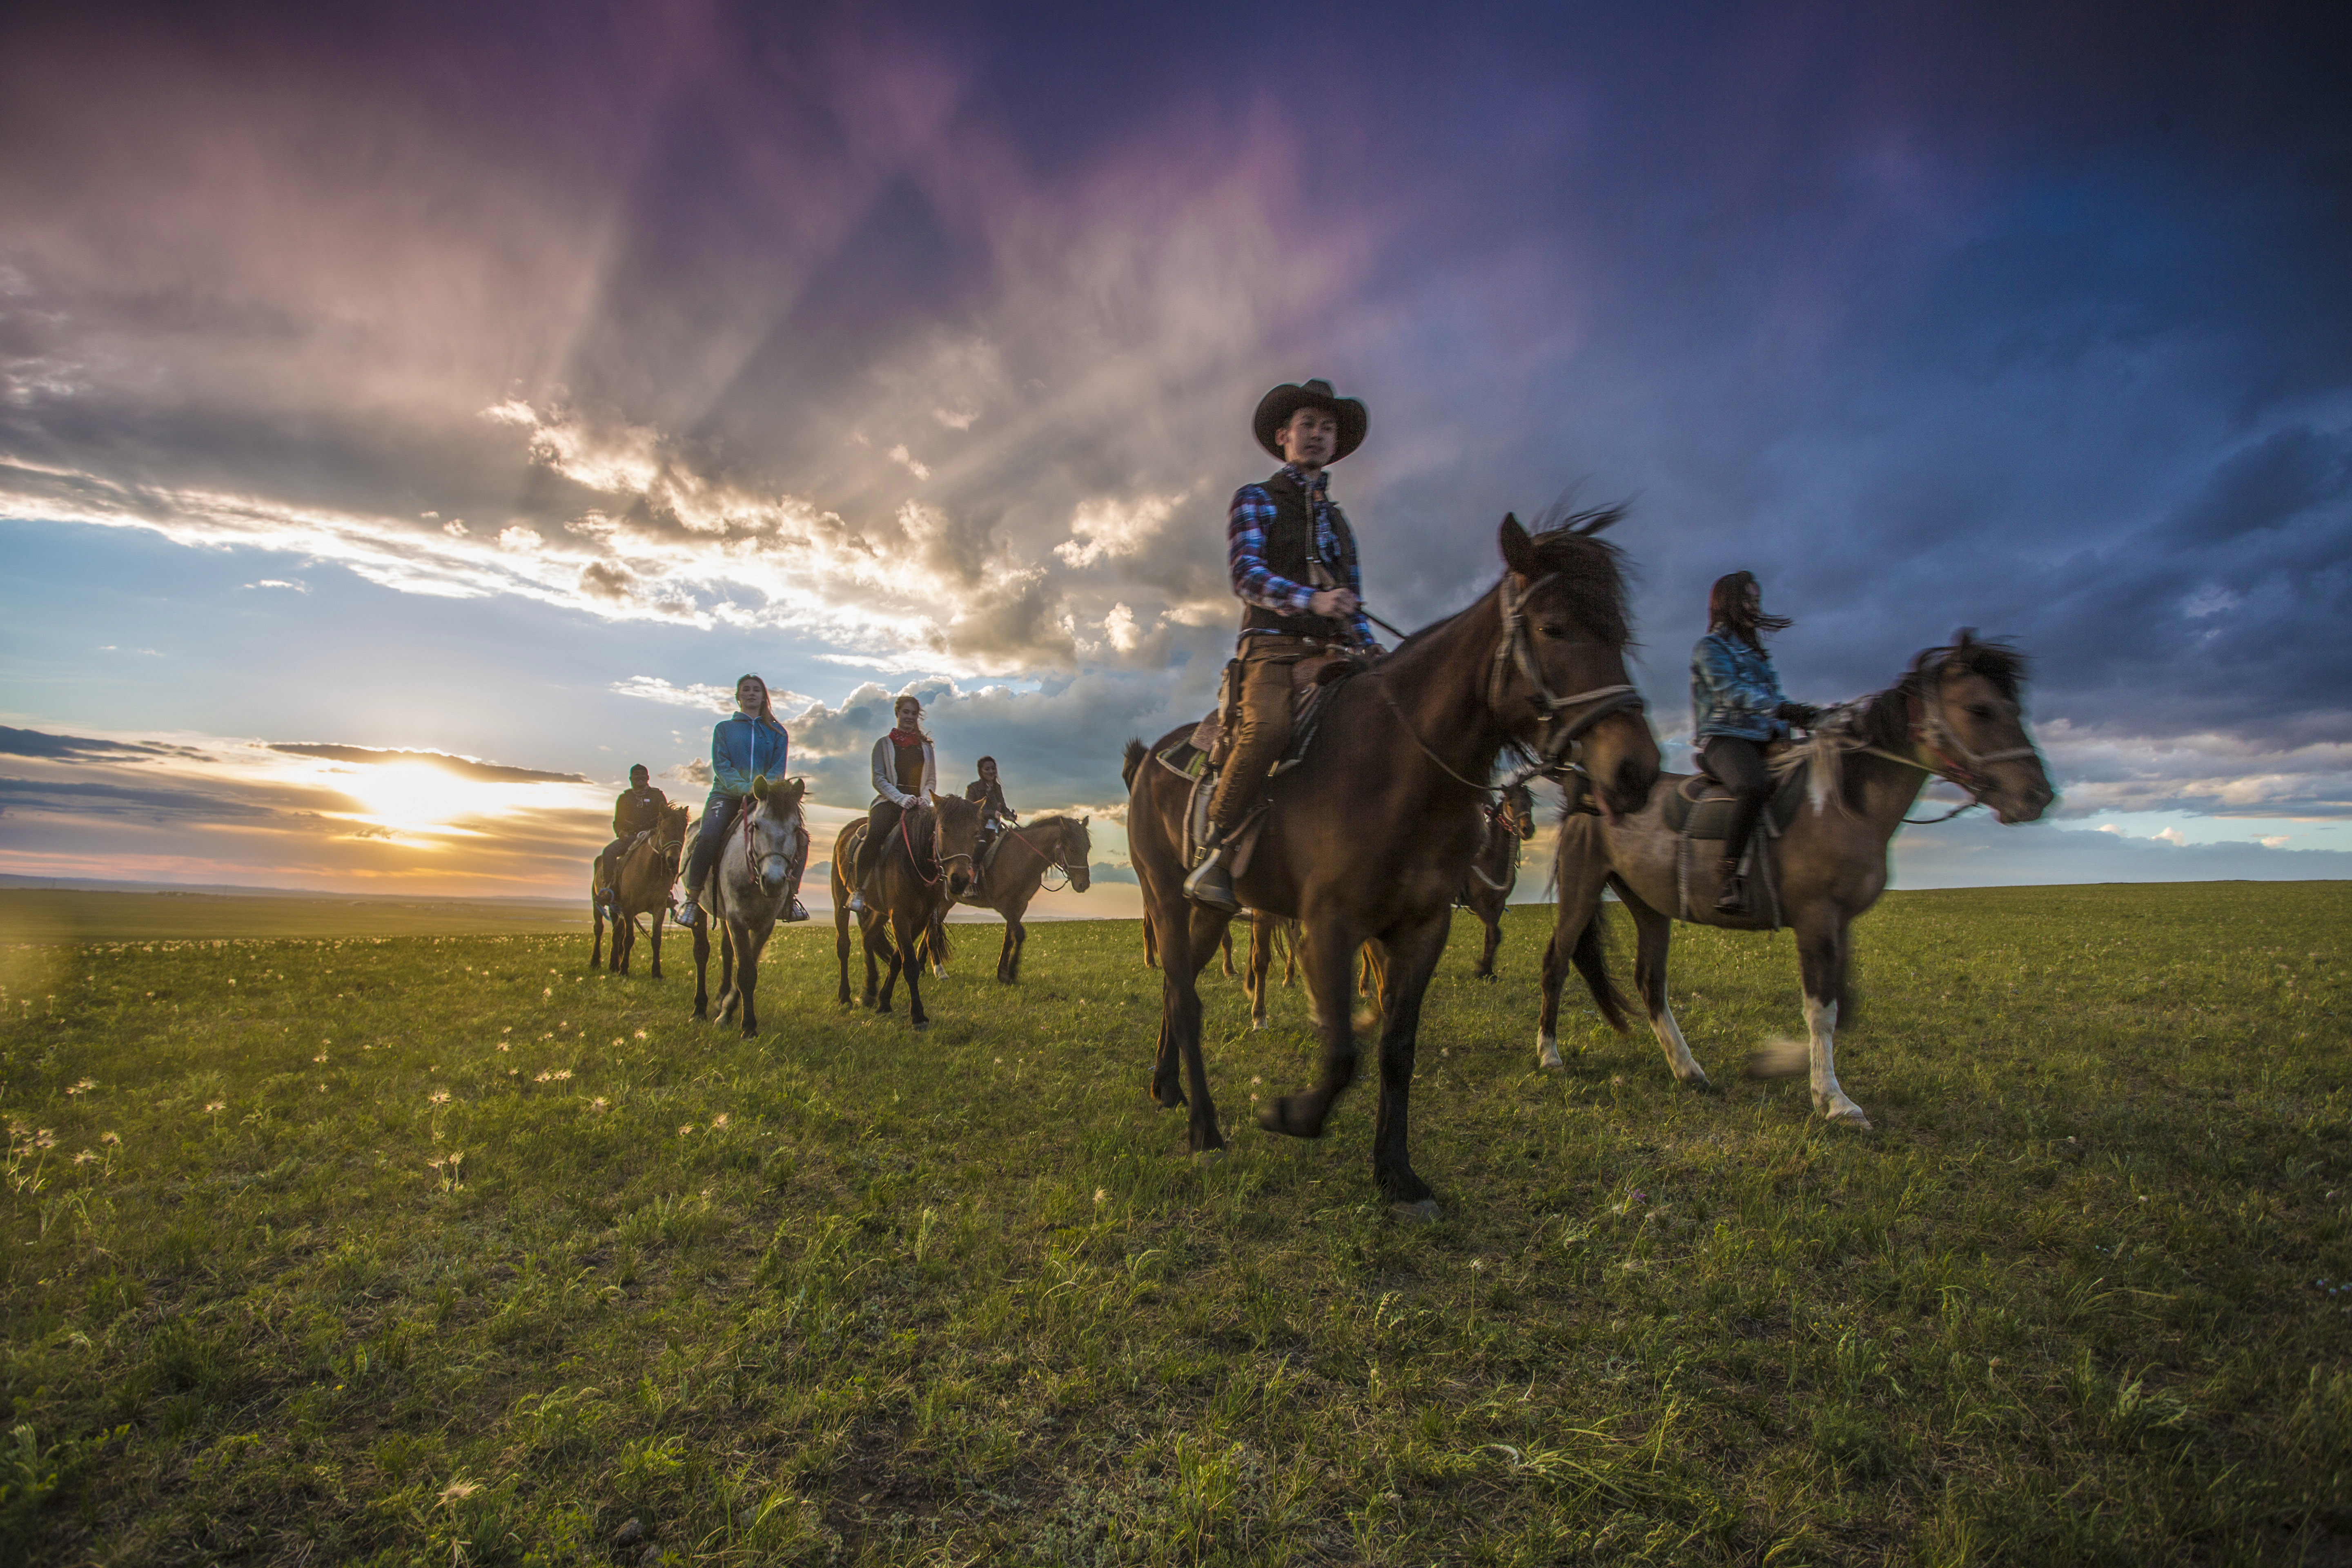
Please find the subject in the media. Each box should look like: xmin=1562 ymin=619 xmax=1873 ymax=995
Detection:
xmin=0 ymin=891 xmax=589 ymax=945
xmin=2 ymin=882 xmax=2347 ymax=1565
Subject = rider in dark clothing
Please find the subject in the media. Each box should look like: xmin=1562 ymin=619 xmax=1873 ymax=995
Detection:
xmin=1690 ymin=571 xmax=1819 ymax=917
xmin=597 ymin=766 xmax=668 ymax=902
xmin=965 ymin=755 xmax=1018 ymax=883
xmin=848 ymin=694 xmax=937 ymax=912
xmin=1185 ymin=378 xmax=1383 ymax=912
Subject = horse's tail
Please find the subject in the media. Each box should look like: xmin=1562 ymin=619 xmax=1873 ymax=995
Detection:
xmin=921 ymin=915 xmax=953 ymax=966
xmin=1570 ymin=896 xmax=1633 ymax=1035
xmin=1121 ymin=737 xmax=1147 ymax=790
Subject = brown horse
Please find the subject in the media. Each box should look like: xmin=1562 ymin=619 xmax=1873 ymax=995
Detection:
xmin=1537 ymin=633 xmax=2053 ymax=1128
xmin=690 ymin=776 xmax=808 ymax=1038
xmin=829 ymin=793 xmax=980 ymax=1027
xmin=1459 ymin=782 xmax=1536 ymax=979
xmin=966 ymin=815 xmax=1094 ymax=982
xmin=591 ymin=802 xmax=691 ymax=977
xmin=1125 ymin=513 xmax=1660 ymax=1206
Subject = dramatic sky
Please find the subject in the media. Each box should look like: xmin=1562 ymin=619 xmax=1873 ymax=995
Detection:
xmin=3 ymin=0 xmax=2348 ymax=906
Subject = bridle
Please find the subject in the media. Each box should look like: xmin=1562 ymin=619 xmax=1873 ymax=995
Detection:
xmin=1845 ymin=668 xmax=2039 ymax=824
xmin=1377 ymin=570 xmax=1646 ymax=797
xmin=1004 ymin=824 xmax=1080 ymax=892
xmin=899 ymin=806 xmax=971 ymax=889
xmin=738 ymin=797 xmax=800 ymax=888
xmin=1488 ymin=570 xmax=1645 ymax=776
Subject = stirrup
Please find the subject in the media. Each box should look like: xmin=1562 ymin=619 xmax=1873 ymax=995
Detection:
xmin=784 ymin=899 xmax=809 ymax=923
xmin=846 ymin=891 xmax=867 ymax=914
xmin=673 ymin=896 xmax=702 ymax=927
xmin=1713 ymin=863 xmax=1747 ymax=917
xmin=1183 ymin=839 xmax=1240 ymax=913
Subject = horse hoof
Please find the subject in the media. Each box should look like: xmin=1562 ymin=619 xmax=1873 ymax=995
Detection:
xmin=1393 ymin=1198 xmax=1444 ymax=1223
xmin=910 ymin=1019 xmax=929 ymax=1031
xmin=1824 ymin=1108 xmax=1873 ymax=1131
xmin=1193 ymin=1148 xmax=1225 ymax=1165
xmin=1256 ymin=1095 xmax=1326 ymax=1140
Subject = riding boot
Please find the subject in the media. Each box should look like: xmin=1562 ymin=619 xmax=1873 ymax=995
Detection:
xmin=673 ymin=884 xmax=703 ymax=927
xmin=1713 ymin=858 xmax=1748 ymax=918
xmin=1184 ymin=827 xmax=1241 ymax=913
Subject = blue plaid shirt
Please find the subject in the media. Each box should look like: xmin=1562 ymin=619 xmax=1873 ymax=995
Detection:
xmin=1227 ymin=464 xmax=1375 ymax=646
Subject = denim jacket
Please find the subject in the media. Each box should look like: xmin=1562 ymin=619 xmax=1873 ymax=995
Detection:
xmin=1690 ymin=629 xmax=1789 ymax=743
xmin=710 ymin=713 xmax=790 ymax=797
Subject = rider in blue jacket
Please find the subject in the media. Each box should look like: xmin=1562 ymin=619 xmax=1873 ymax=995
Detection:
xmin=1690 ymin=572 xmax=1818 ymax=917
xmin=674 ymin=675 xmax=804 ymax=925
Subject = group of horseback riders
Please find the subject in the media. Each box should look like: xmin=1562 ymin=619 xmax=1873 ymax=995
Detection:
xmin=599 ymin=375 xmax=1814 ymax=927
xmin=1180 ymin=378 xmax=1814 ymax=920
xmin=592 ymin=681 xmax=1022 ymax=930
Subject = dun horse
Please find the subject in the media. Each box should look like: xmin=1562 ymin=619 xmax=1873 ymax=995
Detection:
xmin=1125 ymin=513 xmax=1660 ymax=1206
xmin=830 ymin=793 xmax=981 ymax=1026
xmin=1459 ymin=782 xmax=1535 ymax=979
xmin=1538 ymin=633 xmax=2052 ymax=1128
xmin=965 ymin=815 xmax=1093 ymax=982
xmin=689 ymin=775 xmax=808 ymax=1038
xmin=591 ymin=803 xmax=690 ymax=977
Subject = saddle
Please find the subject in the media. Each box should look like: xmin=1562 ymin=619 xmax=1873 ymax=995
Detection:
xmin=1657 ymin=766 xmax=1804 ymax=928
xmin=1154 ymin=651 xmax=1365 ymax=879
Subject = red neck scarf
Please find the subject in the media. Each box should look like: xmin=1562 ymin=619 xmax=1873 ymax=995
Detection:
xmin=888 ymin=727 xmax=924 ymax=748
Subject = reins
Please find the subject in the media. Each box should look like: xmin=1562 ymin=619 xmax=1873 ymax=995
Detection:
xmin=1003 ymin=825 xmax=1076 ymax=892
xmin=896 ymin=807 xmax=972 ymax=889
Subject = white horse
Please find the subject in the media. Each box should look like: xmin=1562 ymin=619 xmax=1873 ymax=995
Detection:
xmin=691 ymin=775 xmax=808 ymax=1038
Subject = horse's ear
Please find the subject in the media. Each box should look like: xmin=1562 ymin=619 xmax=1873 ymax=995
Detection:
xmin=1499 ymin=513 xmax=1536 ymax=578
xmin=1080 ymin=814 xmax=1090 ymax=826
xmin=750 ymin=774 xmax=770 ymax=800
xmin=782 ymin=777 xmax=806 ymax=806
xmin=1951 ymin=626 xmax=1978 ymax=649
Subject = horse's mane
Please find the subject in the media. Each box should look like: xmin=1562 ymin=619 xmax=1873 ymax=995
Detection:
xmin=1021 ymin=812 xmax=1089 ymax=838
xmin=1387 ymin=506 xmax=1637 ymax=656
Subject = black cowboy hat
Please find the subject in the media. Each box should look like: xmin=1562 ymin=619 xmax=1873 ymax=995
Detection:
xmin=1253 ymin=379 xmax=1368 ymax=462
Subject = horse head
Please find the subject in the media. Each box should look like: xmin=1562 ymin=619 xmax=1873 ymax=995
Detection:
xmin=926 ymin=790 xmax=982 ymax=900
xmin=746 ymin=775 xmax=809 ymax=900
xmin=1496 ymin=512 xmax=1662 ymax=817
xmin=1063 ymin=815 xmax=1093 ymax=892
xmin=1911 ymin=631 xmax=2054 ymax=824
xmin=1501 ymin=784 xmax=1536 ymax=840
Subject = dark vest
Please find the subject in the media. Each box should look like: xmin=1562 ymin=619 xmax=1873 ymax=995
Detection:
xmin=1239 ymin=470 xmax=1358 ymax=644
xmin=891 ymin=738 xmax=926 ymax=793
xmin=614 ymin=786 xmax=666 ymax=837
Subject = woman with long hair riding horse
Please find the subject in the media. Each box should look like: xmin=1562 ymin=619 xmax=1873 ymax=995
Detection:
xmin=674 ymin=674 xmax=805 ymax=927
xmin=1691 ymin=571 xmax=1819 ymax=917
xmin=1539 ymin=630 xmax=2053 ymax=1128
xmin=848 ymin=694 xmax=936 ymax=915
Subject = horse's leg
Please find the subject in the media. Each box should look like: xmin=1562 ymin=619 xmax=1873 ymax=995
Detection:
xmin=615 ymin=904 xmax=632 ymax=975
xmin=898 ymin=906 xmax=929 ymax=1028
xmin=1143 ymin=910 xmax=1159 ymax=969
xmin=591 ymin=880 xmax=604 ymax=970
xmin=1221 ymin=924 xmax=1236 ymax=978
xmin=1172 ymin=904 xmax=1231 ymax=1151
xmin=1474 ymin=898 xmax=1503 ymax=980
xmin=869 ymin=903 xmax=898 ymax=1014
xmin=834 ymin=898 xmax=855 ymax=1006
xmin=1797 ymin=911 xmax=1869 ymax=1128
xmin=648 ymin=903 xmax=664 ymax=981
xmin=1368 ymin=910 xmax=1450 ymax=1207
xmin=691 ymin=915 xmax=711 ymax=1020
xmin=1626 ymin=896 xmax=1709 ymax=1088
xmin=1246 ymin=912 xmax=1272 ymax=1029
xmin=737 ymin=924 xmax=761 ymax=1038
xmin=1259 ymin=915 xmax=1365 ymax=1140
xmin=720 ymin=919 xmax=744 ymax=1023
xmin=1538 ymin=848 xmax=1612 ymax=1069
xmin=1283 ymin=921 xmax=1300 ymax=988
xmin=1005 ymin=898 xmax=1029 ymax=984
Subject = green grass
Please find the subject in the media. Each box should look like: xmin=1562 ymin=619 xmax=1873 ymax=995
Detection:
xmin=2 ymin=882 xmax=2347 ymax=1565
xmin=0 ymin=891 xmax=588 ymax=945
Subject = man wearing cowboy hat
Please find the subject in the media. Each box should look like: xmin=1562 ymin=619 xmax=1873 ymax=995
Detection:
xmin=1185 ymin=378 xmax=1382 ymax=912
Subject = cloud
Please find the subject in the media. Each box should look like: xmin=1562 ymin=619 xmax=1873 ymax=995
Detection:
xmin=264 ymin=743 xmax=588 ymax=786
xmin=243 ymin=577 xmax=307 ymax=592
xmin=0 ymin=725 xmax=612 ymax=895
